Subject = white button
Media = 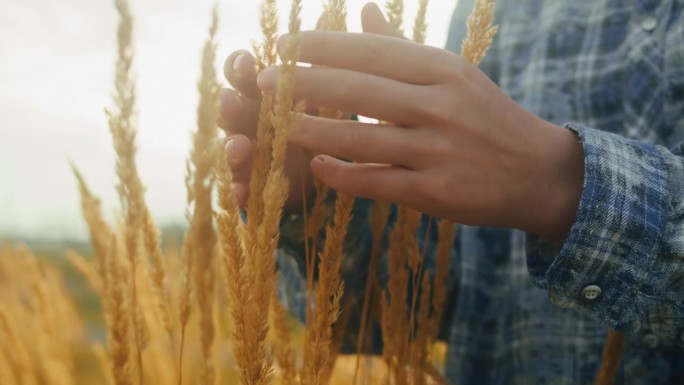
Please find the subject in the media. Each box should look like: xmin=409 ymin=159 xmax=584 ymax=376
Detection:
xmin=641 ymin=15 xmax=658 ymax=32
xmin=580 ymin=285 xmax=602 ymax=301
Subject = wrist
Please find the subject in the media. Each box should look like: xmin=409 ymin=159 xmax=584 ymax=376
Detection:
xmin=515 ymin=119 xmax=585 ymax=243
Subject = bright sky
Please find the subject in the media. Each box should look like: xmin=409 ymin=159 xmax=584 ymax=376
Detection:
xmin=0 ymin=0 xmax=457 ymax=240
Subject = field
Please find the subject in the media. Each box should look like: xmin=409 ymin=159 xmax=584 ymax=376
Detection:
xmin=0 ymin=0 xmax=491 ymax=384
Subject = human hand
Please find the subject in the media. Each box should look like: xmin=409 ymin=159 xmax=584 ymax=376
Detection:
xmin=220 ymin=47 xmax=314 ymax=213
xmin=257 ymin=2 xmax=585 ymax=242
xmin=219 ymin=3 xmax=403 ymax=213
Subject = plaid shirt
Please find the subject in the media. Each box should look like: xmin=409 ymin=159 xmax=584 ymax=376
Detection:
xmin=276 ymin=0 xmax=684 ymax=383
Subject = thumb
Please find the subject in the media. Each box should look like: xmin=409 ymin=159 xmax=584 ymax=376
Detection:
xmin=361 ymin=2 xmax=404 ymax=38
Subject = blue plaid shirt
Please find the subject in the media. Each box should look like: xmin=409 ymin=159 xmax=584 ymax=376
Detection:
xmin=276 ymin=0 xmax=684 ymax=383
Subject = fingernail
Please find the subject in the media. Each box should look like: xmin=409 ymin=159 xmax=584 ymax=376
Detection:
xmin=233 ymin=53 xmax=245 ymax=75
xmin=257 ymin=67 xmax=278 ymax=91
xmin=225 ymin=139 xmax=236 ymax=159
xmin=312 ymin=155 xmax=325 ymax=165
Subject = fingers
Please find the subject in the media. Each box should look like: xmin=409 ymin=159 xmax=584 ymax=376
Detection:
xmin=219 ymin=88 xmax=243 ymax=130
xmin=291 ymin=115 xmax=420 ymax=167
xmin=258 ymin=66 xmax=426 ymax=125
xmin=225 ymin=134 xmax=253 ymax=207
xmin=310 ymin=155 xmax=421 ymax=207
xmin=277 ymin=31 xmax=452 ymax=85
xmin=223 ymin=50 xmax=260 ymax=99
xmin=219 ymin=88 xmax=261 ymax=136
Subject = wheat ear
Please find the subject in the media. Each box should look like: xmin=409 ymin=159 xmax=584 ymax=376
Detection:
xmin=142 ymin=206 xmax=172 ymax=338
xmin=69 ymin=162 xmax=112 ymax=288
xmin=412 ymin=0 xmax=429 ymax=44
xmin=270 ymin=1 xmax=302 ymax=382
xmin=216 ymin=155 xmax=259 ymax=384
xmin=352 ymin=200 xmax=390 ymax=383
xmin=66 ymin=250 xmax=105 ymax=294
xmin=105 ymin=237 xmax=132 ymax=385
xmin=385 ymin=0 xmax=405 ymax=35
xmin=107 ymin=1 xmax=147 ymax=380
xmin=0 ymin=305 xmax=38 ymax=385
xmin=186 ymin=7 xmax=221 ymax=385
xmin=460 ymin=0 xmax=498 ymax=66
xmin=429 ymin=221 xmax=455 ymax=338
xmin=302 ymin=2 xmax=353 ymax=384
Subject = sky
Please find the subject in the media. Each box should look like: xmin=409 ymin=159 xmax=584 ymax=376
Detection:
xmin=0 ymin=0 xmax=457 ymax=240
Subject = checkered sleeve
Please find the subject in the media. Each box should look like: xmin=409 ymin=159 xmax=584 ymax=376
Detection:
xmin=526 ymin=123 xmax=684 ymax=343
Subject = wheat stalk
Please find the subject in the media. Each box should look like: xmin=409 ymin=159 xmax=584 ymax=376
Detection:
xmin=353 ymin=200 xmax=390 ymax=383
xmin=301 ymin=2 xmax=355 ymax=384
xmin=69 ymin=163 xmax=112 ymax=287
xmin=66 ymin=250 xmax=105 ymax=294
xmin=106 ymin=1 xmax=149 ymax=380
xmin=429 ymin=221 xmax=455 ymax=339
xmin=270 ymin=276 xmax=297 ymax=385
xmin=269 ymin=1 xmax=302 ymax=382
xmin=105 ymin=237 xmax=133 ymax=385
xmin=594 ymin=330 xmax=625 ymax=385
xmin=177 ymin=233 xmax=193 ymax=385
xmin=142 ymin=206 xmax=173 ymax=337
xmin=184 ymin=7 xmax=221 ymax=385
xmin=0 ymin=305 xmax=38 ymax=385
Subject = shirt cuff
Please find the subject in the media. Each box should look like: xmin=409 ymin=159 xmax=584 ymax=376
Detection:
xmin=526 ymin=122 xmax=671 ymax=333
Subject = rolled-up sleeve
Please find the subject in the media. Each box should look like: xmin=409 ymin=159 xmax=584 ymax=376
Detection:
xmin=526 ymin=122 xmax=684 ymax=344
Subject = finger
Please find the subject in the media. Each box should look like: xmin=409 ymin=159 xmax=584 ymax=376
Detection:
xmin=361 ymin=2 xmax=404 ymax=38
xmin=258 ymin=66 xmax=427 ymax=125
xmin=219 ymin=88 xmax=243 ymax=131
xmin=277 ymin=31 xmax=452 ymax=85
xmin=310 ymin=155 xmax=421 ymax=207
xmin=291 ymin=114 xmax=420 ymax=167
xmin=219 ymin=88 xmax=260 ymax=136
xmin=225 ymin=135 xmax=253 ymax=190
xmin=223 ymin=50 xmax=260 ymax=99
xmin=232 ymin=182 xmax=249 ymax=208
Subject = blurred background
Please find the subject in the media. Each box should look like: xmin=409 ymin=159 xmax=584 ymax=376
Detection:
xmin=0 ymin=0 xmax=457 ymax=243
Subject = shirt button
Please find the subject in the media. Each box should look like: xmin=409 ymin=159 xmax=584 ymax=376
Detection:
xmin=640 ymin=15 xmax=658 ymax=32
xmin=580 ymin=285 xmax=602 ymax=302
xmin=643 ymin=333 xmax=659 ymax=349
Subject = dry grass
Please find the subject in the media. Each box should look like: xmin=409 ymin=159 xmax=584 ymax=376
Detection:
xmin=0 ymin=0 xmax=623 ymax=384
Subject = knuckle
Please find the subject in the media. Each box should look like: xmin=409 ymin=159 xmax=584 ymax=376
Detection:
xmin=292 ymin=115 xmax=313 ymax=145
xmin=340 ymin=127 xmax=364 ymax=156
xmin=415 ymin=85 xmax=453 ymax=123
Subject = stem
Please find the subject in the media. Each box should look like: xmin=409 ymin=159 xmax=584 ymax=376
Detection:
xmin=177 ymin=326 xmax=187 ymax=385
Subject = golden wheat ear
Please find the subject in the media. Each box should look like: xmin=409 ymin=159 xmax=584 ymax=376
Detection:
xmin=460 ymin=0 xmax=498 ymax=66
xmin=182 ymin=5 xmax=222 ymax=385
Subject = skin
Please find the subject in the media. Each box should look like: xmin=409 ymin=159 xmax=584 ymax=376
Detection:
xmin=219 ymin=2 xmax=584 ymax=244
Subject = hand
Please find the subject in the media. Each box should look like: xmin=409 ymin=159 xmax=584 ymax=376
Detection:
xmin=257 ymin=2 xmax=585 ymax=242
xmin=220 ymin=47 xmax=314 ymax=213
xmin=219 ymin=3 xmax=404 ymax=213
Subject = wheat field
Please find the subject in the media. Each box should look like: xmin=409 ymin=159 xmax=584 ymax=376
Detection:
xmin=0 ymin=1 xmax=628 ymax=385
